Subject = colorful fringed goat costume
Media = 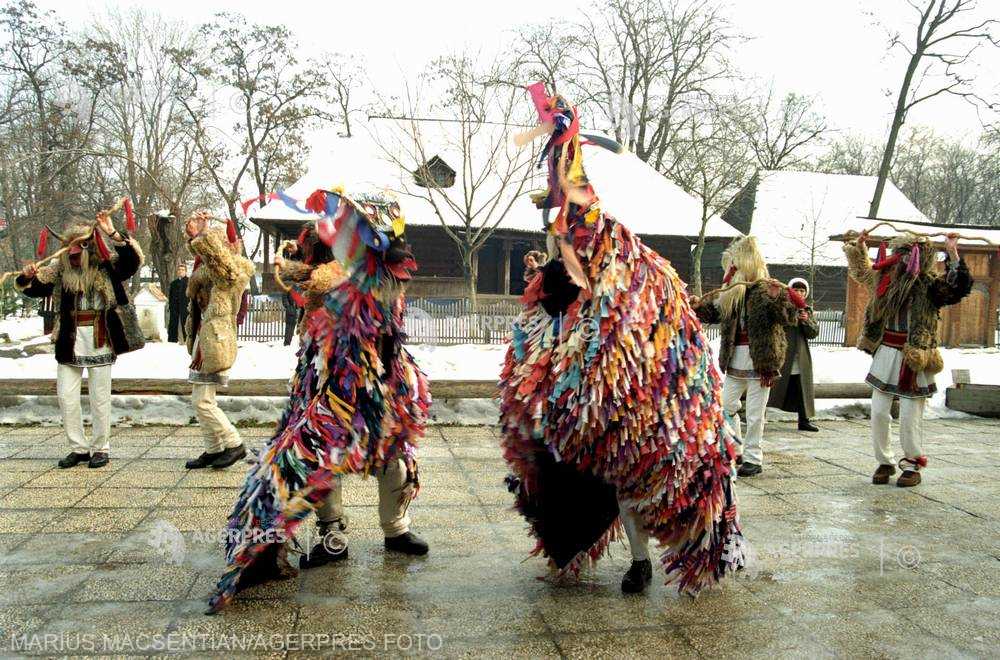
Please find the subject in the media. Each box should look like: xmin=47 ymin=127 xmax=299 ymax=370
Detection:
xmin=843 ymin=232 xmax=971 ymax=487
xmin=207 ymin=190 xmax=430 ymax=613
xmin=499 ymin=83 xmax=747 ymax=595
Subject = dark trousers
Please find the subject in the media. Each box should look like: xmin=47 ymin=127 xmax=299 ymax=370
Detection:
xmin=168 ymin=312 xmax=185 ymax=343
xmin=784 ymin=375 xmax=810 ymax=424
xmin=283 ymin=315 xmax=297 ymax=346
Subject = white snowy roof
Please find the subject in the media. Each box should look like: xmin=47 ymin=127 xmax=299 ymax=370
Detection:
xmin=251 ymin=118 xmax=738 ymax=239
xmin=747 ymin=170 xmax=932 ymax=266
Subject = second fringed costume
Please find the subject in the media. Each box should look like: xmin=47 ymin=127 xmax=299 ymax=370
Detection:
xmin=207 ymin=189 xmax=431 ymax=613
xmin=499 ymin=84 xmax=747 ymax=595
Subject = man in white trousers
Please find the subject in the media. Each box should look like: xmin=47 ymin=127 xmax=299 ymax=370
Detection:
xmin=16 ymin=211 xmax=143 ymax=468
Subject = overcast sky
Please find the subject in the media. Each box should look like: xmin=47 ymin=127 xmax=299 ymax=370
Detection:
xmin=37 ymin=0 xmax=1000 ymax=143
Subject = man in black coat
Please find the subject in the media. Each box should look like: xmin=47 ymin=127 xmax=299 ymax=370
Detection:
xmin=282 ymin=291 xmax=300 ymax=346
xmin=167 ymin=263 xmax=188 ymax=343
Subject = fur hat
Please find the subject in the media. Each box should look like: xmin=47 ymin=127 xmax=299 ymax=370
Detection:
xmin=787 ymin=277 xmax=809 ymax=297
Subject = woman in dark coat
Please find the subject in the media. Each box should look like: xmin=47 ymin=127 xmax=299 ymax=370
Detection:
xmin=767 ymin=277 xmax=819 ymax=431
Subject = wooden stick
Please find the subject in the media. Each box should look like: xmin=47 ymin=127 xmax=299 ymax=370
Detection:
xmin=698 ymin=278 xmax=790 ymax=301
xmin=847 ymin=219 xmax=999 ymax=246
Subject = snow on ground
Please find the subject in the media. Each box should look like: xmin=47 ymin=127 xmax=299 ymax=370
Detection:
xmin=0 ymin=318 xmax=997 ymax=425
xmin=0 ymin=316 xmax=44 ymax=342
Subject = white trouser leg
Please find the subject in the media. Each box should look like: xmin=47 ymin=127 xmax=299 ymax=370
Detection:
xmin=618 ymin=499 xmax=650 ymax=561
xmin=317 ymin=475 xmax=346 ymax=527
xmin=743 ymin=380 xmax=770 ymax=467
xmin=899 ymin=397 xmax=926 ymax=468
xmin=870 ymin=389 xmax=894 ymax=466
xmin=56 ymin=364 xmax=88 ymax=455
xmin=86 ymin=365 xmax=112 ymax=453
xmin=377 ymin=459 xmax=411 ymax=538
xmin=191 ymin=383 xmax=242 ymax=453
xmin=721 ymin=376 xmax=750 ymax=451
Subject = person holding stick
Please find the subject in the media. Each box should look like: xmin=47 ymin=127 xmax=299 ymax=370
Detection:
xmin=14 ymin=205 xmax=143 ymax=469
xmin=690 ymin=235 xmax=804 ymax=477
xmin=843 ymin=229 xmax=972 ymax=487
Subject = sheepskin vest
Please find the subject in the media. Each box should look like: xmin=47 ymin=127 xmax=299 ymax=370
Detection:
xmin=698 ymin=282 xmax=795 ymax=378
xmin=843 ymin=241 xmax=963 ymax=376
xmin=185 ymin=230 xmax=255 ymax=374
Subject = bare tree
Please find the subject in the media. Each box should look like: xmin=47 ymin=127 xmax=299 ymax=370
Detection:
xmin=167 ymin=14 xmax=332 ymax=247
xmin=869 ymin=0 xmax=998 ymax=218
xmin=370 ymin=55 xmax=538 ymax=309
xmin=668 ymin=102 xmax=755 ymax=295
xmin=324 ymin=52 xmax=363 ymax=138
xmin=734 ymin=89 xmax=828 ymax=171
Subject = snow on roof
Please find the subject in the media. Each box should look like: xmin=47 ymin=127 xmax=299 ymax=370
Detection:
xmin=251 ymin=118 xmax=737 ymax=239
xmin=746 ymin=170 xmax=932 ymax=266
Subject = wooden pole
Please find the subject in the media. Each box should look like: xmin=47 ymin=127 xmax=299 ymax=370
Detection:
xmin=502 ymin=238 xmax=511 ymax=296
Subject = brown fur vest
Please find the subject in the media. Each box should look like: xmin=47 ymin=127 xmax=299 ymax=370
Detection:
xmin=696 ymin=282 xmax=797 ymax=378
xmin=843 ymin=241 xmax=972 ymax=375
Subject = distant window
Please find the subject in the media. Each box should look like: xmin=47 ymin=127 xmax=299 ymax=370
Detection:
xmin=413 ymin=156 xmax=456 ymax=189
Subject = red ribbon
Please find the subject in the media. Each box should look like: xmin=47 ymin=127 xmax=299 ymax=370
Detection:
xmin=93 ymin=229 xmax=112 ymax=262
xmin=36 ymin=227 xmax=48 ymax=259
xmin=226 ymin=218 xmax=239 ymax=244
xmin=123 ymin=198 xmax=137 ymax=233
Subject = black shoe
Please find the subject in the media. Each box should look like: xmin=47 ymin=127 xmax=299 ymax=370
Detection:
xmin=185 ymin=451 xmax=223 ymax=470
xmin=737 ymin=462 xmax=763 ymax=478
xmin=385 ymin=531 xmax=429 ymax=556
xmin=58 ymin=452 xmax=89 ymax=469
xmin=87 ymin=452 xmax=109 ymax=468
xmin=211 ymin=444 xmax=247 ymax=469
xmin=798 ymin=420 xmax=819 ymax=432
xmin=300 ymin=527 xmax=349 ymax=569
xmin=621 ymin=559 xmax=653 ymax=594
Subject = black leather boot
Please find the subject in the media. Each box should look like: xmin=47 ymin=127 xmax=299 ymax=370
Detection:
xmin=385 ymin=531 xmax=429 ymax=556
xmin=211 ymin=444 xmax=247 ymax=469
xmin=300 ymin=519 xmax=349 ymax=569
xmin=58 ymin=452 xmax=89 ymax=469
xmin=621 ymin=559 xmax=653 ymax=594
xmin=185 ymin=451 xmax=223 ymax=470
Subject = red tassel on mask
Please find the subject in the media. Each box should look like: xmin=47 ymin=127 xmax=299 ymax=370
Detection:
xmin=876 ymin=241 xmax=886 ymax=264
xmin=226 ymin=218 xmax=238 ymax=245
xmin=722 ymin=265 xmax=737 ymax=285
xmin=123 ymin=197 xmax=137 ymax=233
xmin=93 ymin=229 xmax=112 ymax=262
xmin=36 ymin=227 xmax=49 ymax=259
xmin=290 ymin=290 xmax=306 ymax=307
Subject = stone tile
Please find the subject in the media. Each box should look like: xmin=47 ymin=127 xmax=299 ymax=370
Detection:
xmin=899 ymin=597 xmax=1000 ymax=656
xmin=793 ymin=608 xmax=969 ymax=657
xmin=56 ymin=507 xmax=149 ymax=534
xmin=41 ymin=601 xmax=175 ymax=644
xmin=0 ymin=509 xmax=61 ymax=534
xmin=159 ymin=487 xmax=239 ymax=508
xmin=5 ymin=533 xmax=122 ymax=566
xmin=102 ymin=470 xmax=185 ymax=488
xmin=0 ymin=471 xmax=42 ymax=488
xmin=174 ymin=598 xmax=298 ymax=638
xmin=0 ymin=605 xmax=50 ymax=650
xmin=122 ymin=458 xmax=188 ymax=472
xmin=180 ymin=468 xmax=252 ymax=487
xmin=23 ymin=469 xmax=113 ymax=488
xmin=0 ymin=459 xmax=59 ymax=472
xmin=0 ymin=487 xmax=91 ymax=509
xmin=76 ymin=487 xmax=167 ymax=508
xmin=557 ymin=629 xmax=699 ymax=659
xmin=434 ymin=635 xmax=561 ymax=659
xmin=0 ymin=565 xmax=94 ymax=605
xmin=677 ymin=616 xmax=819 ymax=657
xmin=73 ymin=565 xmax=196 ymax=602
xmin=147 ymin=506 xmax=230 ymax=533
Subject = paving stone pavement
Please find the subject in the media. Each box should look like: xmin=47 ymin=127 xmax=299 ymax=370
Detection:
xmin=0 ymin=419 xmax=998 ymax=658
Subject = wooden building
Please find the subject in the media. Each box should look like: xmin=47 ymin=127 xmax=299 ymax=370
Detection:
xmin=834 ymin=221 xmax=1000 ymax=348
xmin=250 ymin=119 xmax=739 ymax=298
